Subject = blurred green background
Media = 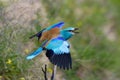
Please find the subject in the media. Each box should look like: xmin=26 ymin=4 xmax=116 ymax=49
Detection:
xmin=0 ymin=0 xmax=120 ymax=80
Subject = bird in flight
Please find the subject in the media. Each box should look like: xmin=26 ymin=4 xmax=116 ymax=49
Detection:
xmin=26 ymin=21 xmax=79 ymax=70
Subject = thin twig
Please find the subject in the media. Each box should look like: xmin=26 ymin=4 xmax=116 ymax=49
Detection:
xmin=51 ymin=65 xmax=57 ymax=80
xmin=41 ymin=64 xmax=48 ymax=80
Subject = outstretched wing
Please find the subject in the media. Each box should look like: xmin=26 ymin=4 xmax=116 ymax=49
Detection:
xmin=45 ymin=21 xmax=64 ymax=31
xmin=46 ymin=36 xmax=72 ymax=70
xmin=29 ymin=21 xmax=64 ymax=40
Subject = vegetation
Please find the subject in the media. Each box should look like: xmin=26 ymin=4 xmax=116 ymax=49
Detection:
xmin=0 ymin=0 xmax=120 ymax=80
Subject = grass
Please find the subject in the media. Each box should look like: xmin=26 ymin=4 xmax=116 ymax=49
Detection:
xmin=0 ymin=0 xmax=120 ymax=80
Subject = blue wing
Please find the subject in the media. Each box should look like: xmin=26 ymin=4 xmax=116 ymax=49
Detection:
xmin=46 ymin=36 xmax=72 ymax=70
xmin=45 ymin=21 xmax=64 ymax=31
xmin=46 ymin=36 xmax=70 ymax=54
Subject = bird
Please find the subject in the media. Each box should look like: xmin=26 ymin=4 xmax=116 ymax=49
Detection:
xmin=26 ymin=21 xmax=64 ymax=60
xmin=26 ymin=22 xmax=79 ymax=69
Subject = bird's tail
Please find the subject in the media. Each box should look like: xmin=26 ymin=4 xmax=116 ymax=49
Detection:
xmin=29 ymin=28 xmax=46 ymax=39
xmin=29 ymin=34 xmax=37 ymax=39
xmin=26 ymin=47 xmax=43 ymax=60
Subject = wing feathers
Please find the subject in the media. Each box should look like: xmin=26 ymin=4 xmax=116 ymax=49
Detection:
xmin=45 ymin=36 xmax=72 ymax=69
xmin=46 ymin=50 xmax=72 ymax=70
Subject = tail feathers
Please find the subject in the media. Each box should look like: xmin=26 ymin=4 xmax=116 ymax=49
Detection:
xmin=29 ymin=34 xmax=37 ymax=39
xmin=29 ymin=28 xmax=46 ymax=39
xmin=26 ymin=47 xmax=43 ymax=60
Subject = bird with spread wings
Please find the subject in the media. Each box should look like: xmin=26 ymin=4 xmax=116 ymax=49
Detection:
xmin=26 ymin=21 xmax=79 ymax=70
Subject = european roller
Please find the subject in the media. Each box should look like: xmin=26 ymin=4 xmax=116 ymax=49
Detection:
xmin=26 ymin=22 xmax=79 ymax=69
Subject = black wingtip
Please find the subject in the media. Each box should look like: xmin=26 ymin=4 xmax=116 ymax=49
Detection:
xmin=46 ymin=50 xmax=72 ymax=70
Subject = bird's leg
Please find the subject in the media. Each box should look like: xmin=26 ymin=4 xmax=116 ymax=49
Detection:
xmin=51 ymin=65 xmax=57 ymax=80
xmin=42 ymin=64 xmax=48 ymax=80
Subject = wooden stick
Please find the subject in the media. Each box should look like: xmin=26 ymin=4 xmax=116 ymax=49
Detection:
xmin=41 ymin=64 xmax=48 ymax=80
xmin=51 ymin=65 xmax=57 ymax=80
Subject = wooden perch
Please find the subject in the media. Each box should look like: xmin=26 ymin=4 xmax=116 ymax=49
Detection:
xmin=42 ymin=64 xmax=48 ymax=80
xmin=41 ymin=64 xmax=57 ymax=80
xmin=51 ymin=65 xmax=57 ymax=80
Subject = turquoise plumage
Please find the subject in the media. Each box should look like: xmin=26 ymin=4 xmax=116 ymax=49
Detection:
xmin=26 ymin=22 xmax=64 ymax=60
xmin=26 ymin=22 xmax=79 ymax=69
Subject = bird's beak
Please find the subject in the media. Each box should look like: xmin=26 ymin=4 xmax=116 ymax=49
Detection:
xmin=73 ymin=28 xmax=79 ymax=33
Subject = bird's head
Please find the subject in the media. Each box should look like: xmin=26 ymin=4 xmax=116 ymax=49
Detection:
xmin=60 ymin=27 xmax=79 ymax=40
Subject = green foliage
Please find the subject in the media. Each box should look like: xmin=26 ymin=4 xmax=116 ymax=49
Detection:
xmin=0 ymin=0 xmax=120 ymax=80
xmin=0 ymin=26 xmax=32 ymax=79
xmin=41 ymin=0 xmax=120 ymax=79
